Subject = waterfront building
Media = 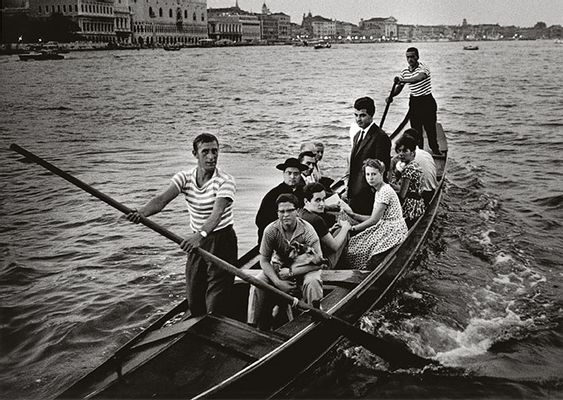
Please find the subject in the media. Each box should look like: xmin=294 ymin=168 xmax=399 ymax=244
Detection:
xmin=24 ymin=0 xmax=206 ymax=44
xmin=130 ymin=0 xmax=207 ymax=46
xmin=302 ymin=12 xmax=336 ymax=38
xmin=31 ymin=0 xmax=118 ymax=42
xmin=114 ymin=0 xmax=132 ymax=43
xmin=359 ymin=16 xmax=397 ymax=40
xmin=207 ymin=13 xmax=242 ymax=42
xmin=207 ymin=1 xmax=289 ymax=44
xmin=335 ymin=21 xmax=359 ymax=39
xmin=239 ymin=14 xmax=260 ymax=42
xmin=271 ymin=12 xmax=290 ymax=42
xmin=207 ymin=3 xmax=260 ymax=43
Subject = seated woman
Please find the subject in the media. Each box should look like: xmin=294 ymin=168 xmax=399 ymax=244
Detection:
xmin=391 ymin=135 xmax=425 ymax=227
xmin=340 ymin=159 xmax=408 ymax=270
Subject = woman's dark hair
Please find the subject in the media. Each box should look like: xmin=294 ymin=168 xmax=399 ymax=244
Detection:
xmin=395 ymin=134 xmax=417 ymax=152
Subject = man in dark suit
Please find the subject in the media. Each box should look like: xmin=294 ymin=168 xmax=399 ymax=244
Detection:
xmin=347 ymin=96 xmax=391 ymax=215
xmin=255 ymin=158 xmax=308 ymax=245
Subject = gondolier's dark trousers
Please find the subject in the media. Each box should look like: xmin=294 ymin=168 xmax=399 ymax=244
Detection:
xmin=186 ymin=225 xmax=238 ymax=317
xmin=409 ymin=94 xmax=440 ymax=153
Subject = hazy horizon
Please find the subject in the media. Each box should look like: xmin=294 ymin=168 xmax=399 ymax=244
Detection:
xmin=207 ymin=0 xmax=562 ymax=28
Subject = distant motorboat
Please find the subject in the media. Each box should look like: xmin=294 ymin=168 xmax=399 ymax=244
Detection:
xmin=163 ymin=44 xmax=181 ymax=51
xmin=19 ymin=51 xmax=65 ymax=61
xmin=463 ymin=45 xmax=479 ymax=50
xmin=313 ymin=41 xmax=331 ymax=49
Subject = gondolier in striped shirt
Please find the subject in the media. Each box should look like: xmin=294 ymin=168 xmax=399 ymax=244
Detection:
xmin=126 ymin=133 xmax=237 ymax=317
xmin=387 ymin=47 xmax=442 ymax=155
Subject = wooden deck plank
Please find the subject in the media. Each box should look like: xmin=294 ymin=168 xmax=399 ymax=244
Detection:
xmin=129 ymin=317 xmax=205 ymax=352
xmin=187 ymin=315 xmax=288 ymax=361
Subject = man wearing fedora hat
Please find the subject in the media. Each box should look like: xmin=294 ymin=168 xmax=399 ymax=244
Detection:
xmin=255 ymin=157 xmax=307 ymax=245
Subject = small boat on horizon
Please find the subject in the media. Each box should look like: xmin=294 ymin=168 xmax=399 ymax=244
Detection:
xmin=313 ymin=41 xmax=331 ymax=49
xmin=19 ymin=51 xmax=65 ymax=61
xmin=163 ymin=44 xmax=182 ymax=51
xmin=463 ymin=45 xmax=479 ymax=50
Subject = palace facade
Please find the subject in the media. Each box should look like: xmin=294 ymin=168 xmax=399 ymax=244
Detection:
xmin=26 ymin=0 xmax=208 ymax=44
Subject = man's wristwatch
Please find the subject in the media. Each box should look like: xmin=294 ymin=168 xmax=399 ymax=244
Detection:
xmin=199 ymin=230 xmax=208 ymax=238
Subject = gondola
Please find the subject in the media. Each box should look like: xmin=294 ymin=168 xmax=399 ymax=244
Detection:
xmin=17 ymin=122 xmax=448 ymax=399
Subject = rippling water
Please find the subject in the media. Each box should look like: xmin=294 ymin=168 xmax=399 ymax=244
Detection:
xmin=1 ymin=41 xmax=561 ymax=398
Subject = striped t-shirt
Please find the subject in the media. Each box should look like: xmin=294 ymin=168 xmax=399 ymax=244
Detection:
xmin=171 ymin=167 xmax=236 ymax=232
xmin=401 ymin=61 xmax=432 ymax=97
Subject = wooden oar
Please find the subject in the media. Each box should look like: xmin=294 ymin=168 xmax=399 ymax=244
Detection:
xmin=9 ymin=143 xmax=436 ymax=370
xmin=379 ymin=80 xmax=399 ymax=129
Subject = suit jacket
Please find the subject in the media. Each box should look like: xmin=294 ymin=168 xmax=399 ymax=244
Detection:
xmin=347 ymin=124 xmax=391 ymax=214
xmin=255 ymin=182 xmax=304 ymax=245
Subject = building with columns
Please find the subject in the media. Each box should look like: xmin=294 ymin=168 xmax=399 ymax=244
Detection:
xmin=25 ymin=0 xmax=207 ymax=45
xmin=130 ymin=0 xmax=207 ymax=46
xmin=359 ymin=16 xmax=397 ymax=39
xmin=31 ymin=0 xmax=118 ymax=42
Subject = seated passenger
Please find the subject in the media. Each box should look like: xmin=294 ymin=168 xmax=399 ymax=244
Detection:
xmin=298 ymin=150 xmax=318 ymax=185
xmin=340 ymin=159 xmax=408 ymax=270
xmin=254 ymin=193 xmax=325 ymax=331
xmin=391 ymin=129 xmax=437 ymax=207
xmin=299 ymin=183 xmax=351 ymax=269
xmin=300 ymin=142 xmax=322 ymax=182
xmin=255 ymin=158 xmax=307 ymax=245
xmin=314 ymin=141 xmax=335 ymax=190
xmin=391 ymin=134 xmax=426 ymax=227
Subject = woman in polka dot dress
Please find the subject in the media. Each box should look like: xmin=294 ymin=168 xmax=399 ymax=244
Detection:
xmin=392 ymin=134 xmax=425 ymax=227
xmin=340 ymin=159 xmax=408 ymax=270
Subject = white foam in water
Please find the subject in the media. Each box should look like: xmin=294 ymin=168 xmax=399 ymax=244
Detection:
xmin=478 ymin=229 xmax=495 ymax=245
xmin=428 ymin=307 xmax=531 ymax=366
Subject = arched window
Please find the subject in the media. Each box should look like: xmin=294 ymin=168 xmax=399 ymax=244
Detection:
xmin=184 ymin=10 xmax=187 ymax=18
xmin=148 ymin=6 xmax=153 ymax=17
xmin=193 ymin=12 xmax=196 ymax=21
xmin=201 ymin=13 xmax=204 ymax=22
xmin=169 ymin=9 xmax=172 ymax=17
xmin=159 ymin=8 xmax=163 ymax=17
xmin=38 ymin=5 xmax=42 ymax=12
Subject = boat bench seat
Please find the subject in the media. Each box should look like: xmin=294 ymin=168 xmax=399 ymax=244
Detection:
xmin=235 ymin=269 xmax=370 ymax=287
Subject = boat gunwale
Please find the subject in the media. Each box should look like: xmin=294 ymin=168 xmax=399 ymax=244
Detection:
xmin=194 ymin=157 xmax=447 ymax=399
xmin=58 ymin=129 xmax=448 ymax=400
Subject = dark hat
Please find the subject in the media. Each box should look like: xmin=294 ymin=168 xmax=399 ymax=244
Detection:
xmin=276 ymin=157 xmax=308 ymax=172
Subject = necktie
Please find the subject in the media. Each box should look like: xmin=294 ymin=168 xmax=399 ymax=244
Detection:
xmin=357 ymin=130 xmax=365 ymax=144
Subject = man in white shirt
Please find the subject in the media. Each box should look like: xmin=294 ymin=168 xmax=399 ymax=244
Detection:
xmin=126 ymin=133 xmax=237 ymax=317
xmin=387 ymin=47 xmax=442 ymax=155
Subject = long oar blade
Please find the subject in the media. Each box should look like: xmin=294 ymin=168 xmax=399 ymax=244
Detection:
xmin=9 ymin=143 xmax=437 ymax=370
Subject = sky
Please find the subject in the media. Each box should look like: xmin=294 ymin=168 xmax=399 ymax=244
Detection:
xmin=207 ymin=0 xmax=563 ymax=27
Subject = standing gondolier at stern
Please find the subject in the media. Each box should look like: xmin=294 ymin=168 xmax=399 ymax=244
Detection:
xmin=126 ymin=133 xmax=238 ymax=318
xmin=387 ymin=47 xmax=442 ymax=156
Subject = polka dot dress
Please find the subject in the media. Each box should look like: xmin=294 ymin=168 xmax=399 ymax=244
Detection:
xmin=346 ymin=184 xmax=408 ymax=269
xmin=401 ymin=161 xmax=425 ymax=223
